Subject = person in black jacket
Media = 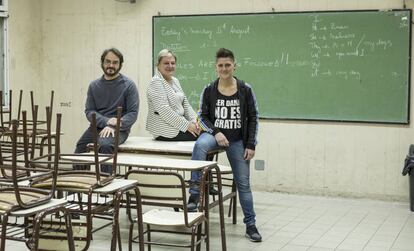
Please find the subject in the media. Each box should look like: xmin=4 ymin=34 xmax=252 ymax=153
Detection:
xmin=189 ymin=48 xmax=261 ymax=242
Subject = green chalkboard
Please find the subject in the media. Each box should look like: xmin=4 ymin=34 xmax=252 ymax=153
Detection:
xmin=153 ymin=10 xmax=411 ymax=123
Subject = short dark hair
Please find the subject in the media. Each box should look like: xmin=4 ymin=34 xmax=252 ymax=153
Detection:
xmin=101 ymin=47 xmax=124 ymax=66
xmin=216 ymin=48 xmax=235 ymax=61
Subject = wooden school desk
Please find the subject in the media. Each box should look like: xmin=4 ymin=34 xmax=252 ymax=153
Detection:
xmin=118 ymin=136 xmax=195 ymax=156
xmin=66 ymin=154 xmax=227 ymax=251
xmin=118 ymin=136 xmax=237 ymax=224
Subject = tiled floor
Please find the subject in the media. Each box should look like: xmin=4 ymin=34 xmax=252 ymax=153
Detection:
xmin=7 ymin=191 xmax=414 ymax=250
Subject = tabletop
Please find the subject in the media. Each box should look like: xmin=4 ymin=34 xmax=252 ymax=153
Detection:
xmin=61 ymin=153 xmax=217 ymax=171
xmin=118 ymin=136 xmax=195 ymax=155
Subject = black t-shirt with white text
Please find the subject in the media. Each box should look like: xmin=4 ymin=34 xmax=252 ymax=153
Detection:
xmin=214 ymin=92 xmax=242 ymax=142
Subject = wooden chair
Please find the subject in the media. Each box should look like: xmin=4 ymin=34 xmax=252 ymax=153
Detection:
xmin=29 ymin=91 xmax=56 ymax=156
xmin=126 ymin=169 xmax=208 ymax=251
xmin=0 ymin=90 xmax=22 ymax=133
xmin=0 ymin=110 xmax=75 ymax=251
xmin=31 ymin=106 xmax=121 ymax=188
xmin=0 ymin=90 xmax=55 ymax=159
xmin=30 ymin=107 xmax=139 ymax=251
xmin=0 ymin=106 xmax=42 ymax=173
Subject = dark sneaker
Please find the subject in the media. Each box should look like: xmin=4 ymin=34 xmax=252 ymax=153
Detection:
xmin=71 ymin=213 xmax=80 ymax=220
xmin=209 ymin=186 xmax=219 ymax=196
xmin=245 ymin=225 xmax=262 ymax=242
xmin=187 ymin=194 xmax=199 ymax=212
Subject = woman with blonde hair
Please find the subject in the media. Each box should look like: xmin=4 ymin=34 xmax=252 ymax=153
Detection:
xmin=146 ymin=49 xmax=199 ymax=140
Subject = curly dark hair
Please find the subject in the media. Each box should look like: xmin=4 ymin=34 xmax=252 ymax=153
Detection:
xmin=100 ymin=47 xmax=124 ymax=66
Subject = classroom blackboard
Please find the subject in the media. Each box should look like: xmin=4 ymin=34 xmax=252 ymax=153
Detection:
xmin=153 ymin=10 xmax=411 ymax=123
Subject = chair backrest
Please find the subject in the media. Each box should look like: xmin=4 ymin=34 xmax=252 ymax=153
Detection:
xmin=30 ymin=90 xmax=54 ymax=129
xmin=0 ymin=106 xmax=40 ymax=179
xmin=126 ymin=170 xmax=203 ymax=227
xmin=45 ymin=106 xmax=123 ymax=188
xmin=0 ymin=90 xmax=54 ymax=135
xmin=0 ymin=90 xmax=23 ymax=132
xmin=88 ymin=106 xmax=122 ymax=186
xmin=30 ymin=90 xmax=54 ymax=116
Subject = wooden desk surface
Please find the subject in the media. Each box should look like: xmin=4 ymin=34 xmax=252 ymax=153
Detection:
xmin=118 ymin=136 xmax=195 ymax=155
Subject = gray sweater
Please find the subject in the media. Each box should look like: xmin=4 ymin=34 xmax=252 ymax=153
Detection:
xmin=85 ymin=74 xmax=139 ymax=132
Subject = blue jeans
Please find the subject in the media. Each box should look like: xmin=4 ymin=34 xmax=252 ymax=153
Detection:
xmin=74 ymin=127 xmax=129 ymax=173
xmin=190 ymin=132 xmax=256 ymax=227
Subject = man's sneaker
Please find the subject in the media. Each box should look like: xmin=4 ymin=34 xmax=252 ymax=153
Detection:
xmin=245 ymin=225 xmax=262 ymax=242
xmin=187 ymin=194 xmax=199 ymax=212
xmin=209 ymin=186 xmax=219 ymax=196
xmin=71 ymin=213 xmax=80 ymax=220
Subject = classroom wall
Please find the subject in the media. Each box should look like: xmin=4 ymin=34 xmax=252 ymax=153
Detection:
xmin=8 ymin=0 xmax=42 ymax=109
xmin=8 ymin=0 xmax=414 ymax=201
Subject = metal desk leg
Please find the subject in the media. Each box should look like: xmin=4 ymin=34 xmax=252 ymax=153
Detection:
xmin=215 ymin=167 xmax=227 ymax=251
xmin=0 ymin=214 xmax=8 ymax=251
xmin=202 ymin=172 xmax=210 ymax=251
xmin=126 ymin=187 xmax=143 ymax=251
xmin=203 ymin=167 xmax=227 ymax=251
xmin=133 ymin=187 xmax=144 ymax=251
xmin=111 ymin=190 xmax=123 ymax=251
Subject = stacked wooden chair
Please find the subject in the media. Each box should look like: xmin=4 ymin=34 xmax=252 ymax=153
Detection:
xmin=0 ymin=90 xmax=55 ymax=160
xmin=30 ymin=107 xmax=141 ymax=250
xmin=0 ymin=90 xmax=22 ymax=133
xmin=0 ymin=109 xmax=75 ymax=250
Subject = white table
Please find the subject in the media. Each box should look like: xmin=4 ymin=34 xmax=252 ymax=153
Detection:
xmin=118 ymin=136 xmax=237 ymax=223
xmin=118 ymin=136 xmax=195 ymax=156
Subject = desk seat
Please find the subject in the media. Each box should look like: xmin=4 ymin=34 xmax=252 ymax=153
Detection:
xmin=32 ymin=172 xmax=113 ymax=190
xmin=0 ymin=188 xmax=51 ymax=211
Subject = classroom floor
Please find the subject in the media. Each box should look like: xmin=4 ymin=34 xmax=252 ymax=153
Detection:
xmin=6 ymin=190 xmax=414 ymax=251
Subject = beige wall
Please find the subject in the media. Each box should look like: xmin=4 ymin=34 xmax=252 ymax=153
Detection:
xmin=8 ymin=0 xmax=42 ymax=110
xmin=8 ymin=0 xmax=414 ymax=201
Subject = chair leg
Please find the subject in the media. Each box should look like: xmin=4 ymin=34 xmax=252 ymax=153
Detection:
xmin=81 ymin=192 xmax=93 ymax=251
xmin=196 ymin=223 xmax=202 ymax=251
xmin=111 ymin=191 xmax=122 ymax=251
xmin=0 ymin=214 xmax=8 ymax=251
xmin=190 ymin=225 xmax=196 ymax=251
xmin=147 ymin=224 xmax=151 ymax=251
xmin=133 ymin=187 xmax=144 ymax=251
xmin=228 ymin=197 xmax=232 ymax=218
xmin=125 ymin=193 xmax=132 ymax=219
xmin=205 ymin=218 xmax=209 ymax=251
xmin=31 ymin=206 xmax=76 ymax=251
xmin=117 ymin=223 xmax=122 ymax=251
xmin=231 ymin=182 xmax=237 ymax=224
xmin=31 ymin=211 xmax=44 ymax=251
xmin=78 ymin=193 xmax=84 ymax=210
xmin=128 ymin=222 xmax=134 ymax=251
xmin=63 ymin=208 xmax=76 ymax=251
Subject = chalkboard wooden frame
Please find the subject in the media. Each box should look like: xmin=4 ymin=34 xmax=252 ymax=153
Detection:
xmin=152 ymin=9 xmax=412 ymax=124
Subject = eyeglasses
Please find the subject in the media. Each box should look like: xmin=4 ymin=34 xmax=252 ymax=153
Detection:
xmin=104 ymin=59 xmax=120 ymax=66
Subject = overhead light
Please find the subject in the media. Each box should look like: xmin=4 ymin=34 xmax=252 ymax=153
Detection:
xmin=114 ymin=0 xmax=135 ymax=3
